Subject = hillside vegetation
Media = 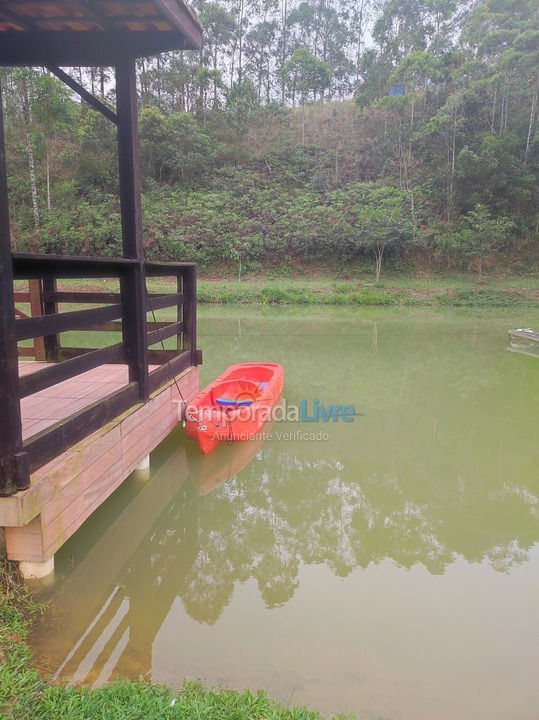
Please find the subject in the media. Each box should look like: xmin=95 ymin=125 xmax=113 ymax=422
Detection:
xmin=1 ymin=0 xmax=538 ymax=280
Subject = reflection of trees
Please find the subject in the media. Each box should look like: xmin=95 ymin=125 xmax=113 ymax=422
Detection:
xmin=35 ymin=308 xmax=539 ymax=683
xmin=175 ymin=440 xmax=538 ymax=623
xmin=172 ymin=308 xmax=539 ymax=622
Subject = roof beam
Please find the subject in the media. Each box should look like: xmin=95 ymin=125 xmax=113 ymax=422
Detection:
xmin=0 ymin=6 xmax=37 ymax=30
xmin=151 ymin=0 xmax=201 ymax=48
xmin=67 ymin=0 xmax=113 ymax=30
xmin=25 ymin=14 xmax=164 ymax=25
xmin=0 ymin=30 xmax=192 ymax=66
xmin=46 ymin=65 xmax=118 ymax=124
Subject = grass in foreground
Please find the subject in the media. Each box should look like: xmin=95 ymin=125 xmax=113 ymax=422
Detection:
xmin=0 ymin=555 xmax=324 ymax=720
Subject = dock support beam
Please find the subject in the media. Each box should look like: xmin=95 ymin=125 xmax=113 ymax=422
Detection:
xmin=0 ymin=81 xmax=30 ymax=496
xmin=116 ymin=59 xmax=149 ymax=402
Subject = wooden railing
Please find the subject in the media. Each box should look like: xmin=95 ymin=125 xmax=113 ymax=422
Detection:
xmin=12 ymin=252 xmax=200 ymax=474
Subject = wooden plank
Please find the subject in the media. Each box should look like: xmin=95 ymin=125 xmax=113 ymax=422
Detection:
xmin=146 ymin=292 xmax=183 ymax=312
xmin=0 ymin=30 xmax=198 ymax=68
xmin=55 ymin=347 xmax=97 ymax=361
xmin=67 ymin=321 xmax=123 ymax=333
xmin=152 ymin=0 xmax=202 ymax=48
xmin=24 ymin=382 xmax=141 ymax=472
xmin=145 ymin=262 xmax=196 ymax=277
xmin=13 ymin=252 xmax=135 ymax=279
xmin=18 ymin=342 xmax=126 ymax=398
xmin=47 ymin=291 xmax=168 ymax=304
xmin=14 ymin=292 xmax=31 ymax=302
xmin=508 ymin=329 xmax=539 ymax=343
xmin=4 ymin=516 xmax=44 ymax=563
xmin=148 ymin=350 xmax=192 ymax=393
xmin=47 ymin=65 xmax=119 ymax=124
xmin=17 ymin=347 xmax=35 ymax=358
xmin=0 ymin=81 xmax=30 ymax=495
xmin=46 ymin=291 xmax=123 ymax=304
xmin=147 ymin=321 xmax=183 ymax=347
xmin=48 ymin=320 xmax=168 ymax=343
xmin=0 ymin=6 xmax=37 ymax=31
xmin=16 ymin=303 xmax=123 ymax=341
xmin=147 ymin=349 xmax=178 ymax=363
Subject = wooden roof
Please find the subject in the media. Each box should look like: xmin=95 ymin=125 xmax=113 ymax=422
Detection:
xmin=0 ymin=0 xmax=203 ymax=65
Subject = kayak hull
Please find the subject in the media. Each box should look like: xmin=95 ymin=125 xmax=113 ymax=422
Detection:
xmin=185 ymin=362 xmax=284 ymax=453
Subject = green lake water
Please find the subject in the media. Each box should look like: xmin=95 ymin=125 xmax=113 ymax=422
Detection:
xmin=32 ymin=305 xmax=539 ymax=720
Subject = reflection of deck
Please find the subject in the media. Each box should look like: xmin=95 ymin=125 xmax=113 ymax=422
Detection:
xmin=20 ymin=362 xmax=157 ymax=440
xmin=33 ymin=439 xmax=198 ymax=686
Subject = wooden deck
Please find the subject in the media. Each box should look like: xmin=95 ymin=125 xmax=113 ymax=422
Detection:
xmin=508 ymin=329 xmax=539 ymax=344
xmin=1 ymin=362 xmax=199 ymax=572
xmin=19 ymin=361 xmax=158 ymax=440
xmin=0 ymin=13 xmax=204 ymax=577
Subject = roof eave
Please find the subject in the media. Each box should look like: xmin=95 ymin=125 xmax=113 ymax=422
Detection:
xmin=0 ymin=29 xmax=201 ymax=67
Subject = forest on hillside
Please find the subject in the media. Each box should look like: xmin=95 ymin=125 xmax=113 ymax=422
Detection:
xmin=1 ymin=0 xmax=538 ymax=278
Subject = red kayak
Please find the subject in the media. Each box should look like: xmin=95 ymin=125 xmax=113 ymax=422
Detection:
xmin=185 ymin=363 xmax=284 ymax=454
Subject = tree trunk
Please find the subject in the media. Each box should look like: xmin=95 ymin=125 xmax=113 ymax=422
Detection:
xmin=374 ymin=247 xmax=383 ymax=282
xmin=281 ymin=0 xmax=288 ymax=105
xmin=46 ymin=148 xmax=51 ymax=212
xmin=524 ymin=75 xmax=538 ymax=165
xmin=448 ymin=106 xmax=457 ymax=220
xmin=21 ymin=75 xmax=40 ymax=237
xmin=213 ymin=46 xmax=219 ymax=106
xmin=490 ymin=85 xmax=497 ymax=132
xmin=237 ymin=0 xmax=245 ymax=85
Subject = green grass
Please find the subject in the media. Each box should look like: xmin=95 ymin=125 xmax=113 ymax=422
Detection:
xmin=14 ymin=272 xmax=539 ymax=308
xmin=0 ymin=555 xmax=326 ymax=720
xmin=195 ymin=274 xmax=539 ymax=307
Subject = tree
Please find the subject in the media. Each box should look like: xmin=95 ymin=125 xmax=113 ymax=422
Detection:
xmin=461 ymin=203 xmax=513 ymax=275
xmin=199 ymin=2 xmax=235 ymax=105
xmin=334 ymin=184 xmax=415 ymax=281
xmin=279 ymin=46 xmax=331 ymax=105
xmin=140 ymin=106 xmax=211 ymax=185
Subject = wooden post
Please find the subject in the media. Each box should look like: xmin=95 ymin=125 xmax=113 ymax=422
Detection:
xmin=42 ymin=277 xmax=59 ymax=362
xmin=28 ymin=279 xmax=46 ymax=361
xmin=0 ymin=82 xmax=30 ymax=495
xmin=176 ymin=273 xmax=183 ymax=353
xmin=115 ymin=59 xmax=149 ymax=400
xmin=183 ymin=266 xmax=197 ymax=365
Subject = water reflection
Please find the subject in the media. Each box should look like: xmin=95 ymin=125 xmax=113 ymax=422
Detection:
xmin=32 ymin=307 xmax=539 ymax=719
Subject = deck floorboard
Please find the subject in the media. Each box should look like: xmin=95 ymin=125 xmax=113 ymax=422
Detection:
xmin=19 ymin=361 xmax=157 ymax=440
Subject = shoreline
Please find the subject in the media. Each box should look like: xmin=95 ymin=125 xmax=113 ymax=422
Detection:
xmin=0 ymin=556 xmax=324 ymax=720
xmin=14 ymin=274 xmax=539 ymax=309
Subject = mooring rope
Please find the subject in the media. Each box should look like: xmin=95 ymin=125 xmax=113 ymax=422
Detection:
xmin=144 ymin=280 xmax=188 ymax=416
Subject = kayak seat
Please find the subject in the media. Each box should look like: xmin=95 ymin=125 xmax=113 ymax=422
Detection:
xmin=216 ymin=397 xmax=255 ymax=407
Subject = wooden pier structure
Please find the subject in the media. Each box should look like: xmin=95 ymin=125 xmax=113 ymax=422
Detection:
xmin=508 ymin=329 xmax=539 ymax=345
xmin=0 ymin=1 xmax=203 ymax=577
xmin=508 ymin=329 xmax=539 ymax=358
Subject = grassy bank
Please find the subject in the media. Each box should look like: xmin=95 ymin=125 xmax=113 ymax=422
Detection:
xmin=196 ymin=275 xmax=539 ymax=307
xmin=0 ymin=557 xmax=323 ymax=720
xmin=16 ymin=273 xmax=539 ymax=309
